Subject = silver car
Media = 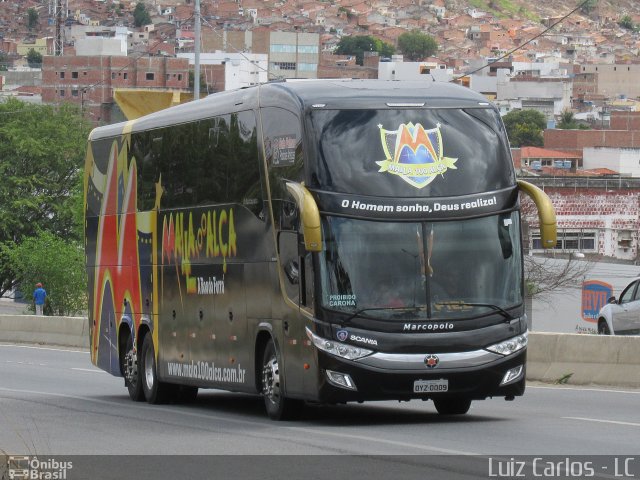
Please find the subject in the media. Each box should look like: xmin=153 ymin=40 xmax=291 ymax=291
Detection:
xmin=597 ymin=277 xmax=640 ymax=335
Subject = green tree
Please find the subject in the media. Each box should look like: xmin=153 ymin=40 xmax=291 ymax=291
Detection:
xmin=2 ymin=231 xmax=87 ymax=316
xmin=189 ymin=71 xmax=209 ymax=93
xmin=502 ymin=109 xmax=546 ymax=147
xmin=27 ymin=8 xmax=39 ymax=30
xmin=133 ymin=2 xmax=152 ymax=27
xmin=556 ymin=109 xmax=579 ymax=129
xmin=0 ymin=51 xmax=9 ymax=71
xmin=397 ymin=30 xmax=438 ymax=61
xmin=618 ymin=15 xmax=635 ymax=30
xmin=26 ymin=49 xmax=42 ymax=68
xmin=556 ymin=109 xmax=590 ymax=130
xmin=335 ymin=35 xmax=395 ymax=65
xmin=579 ymin=0 xmax=597 ymax=14
xmin=0 ymin=98 xmax=91 ymax=296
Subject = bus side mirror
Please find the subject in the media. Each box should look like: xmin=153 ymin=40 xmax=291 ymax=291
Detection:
xmin=285 ymin=181 xmax=323 ymax=252
xmin=284 ymin=259 xmax=299 ymax=285
xmin=517 ymin=180 xmax=557 ymax=249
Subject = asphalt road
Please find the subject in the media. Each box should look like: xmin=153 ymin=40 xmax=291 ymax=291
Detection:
xmin=1 ymin=343 xmax=639 ymax=479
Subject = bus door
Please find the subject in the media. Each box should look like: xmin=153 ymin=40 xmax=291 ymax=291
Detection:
xmin=276 ymin=184 xmax=320 ymax=397
xmin=277 ymin=226 xmax=308 ymax=396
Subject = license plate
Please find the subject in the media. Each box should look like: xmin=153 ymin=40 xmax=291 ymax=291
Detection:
xmin=413 ymin=379 xmax=448 ymax=393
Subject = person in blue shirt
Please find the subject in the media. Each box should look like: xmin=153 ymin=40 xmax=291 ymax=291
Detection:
xmin=33 ymin=283 xmax=47 ymax=316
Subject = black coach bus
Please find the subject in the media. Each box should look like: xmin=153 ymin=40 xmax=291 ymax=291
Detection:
xmin=84 ymin=79 xmax=556 ymax=419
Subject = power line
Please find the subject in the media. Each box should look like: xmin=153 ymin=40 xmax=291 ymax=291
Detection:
xmin=453 ymin=0 xmax=594 ymax=82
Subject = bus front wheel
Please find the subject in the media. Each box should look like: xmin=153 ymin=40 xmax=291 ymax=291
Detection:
xmin=261 ymin=339 xmax=302 ymax=420
xmin=433 ymin=397 xmax=472 ymax=415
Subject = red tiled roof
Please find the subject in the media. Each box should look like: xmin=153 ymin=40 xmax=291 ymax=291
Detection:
xmin=580 ymin=168 xmax=619 ymax=176
xmin=522 ymin=166 xmax=618 ymax=177
xmin=520 ymin=146 xmax=582 ymax=159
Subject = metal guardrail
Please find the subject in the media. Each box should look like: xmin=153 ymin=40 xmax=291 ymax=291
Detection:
xmin=518 ymin=175 xmax=640 ymax=190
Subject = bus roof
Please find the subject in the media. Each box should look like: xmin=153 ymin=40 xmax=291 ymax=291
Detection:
xmin=260 ymin=79 xmax=491 ymax=110
xmin=89 ymin=79 xmax=494 ymax=141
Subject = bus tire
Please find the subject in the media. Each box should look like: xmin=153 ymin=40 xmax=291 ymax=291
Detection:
xmin=124 ymin=333 xmax=144 ymax=402
xmin=433 ymin=397 xmax=471 ymax=415
xmin=141 ymin=334 xmax=173 ymax=404
xmin=261 ymin=339 xmax=302 ymax=420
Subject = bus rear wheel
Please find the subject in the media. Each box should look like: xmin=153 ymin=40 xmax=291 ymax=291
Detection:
xmin=141 ymin=334 xmax=173 ymax=404
xmin=261 ymin=339 xmax=302 ymax=420
xmin=124 ymin=334 xmax=144 ymax=402
xmin=433 ymin=397 xmax=472 ymax=415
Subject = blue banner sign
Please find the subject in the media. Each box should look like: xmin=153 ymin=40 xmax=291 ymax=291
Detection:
xmin=581 ymin=280 xmax=613 ymax=322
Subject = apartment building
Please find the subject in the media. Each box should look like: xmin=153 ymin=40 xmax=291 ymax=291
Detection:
xmin=41 ymin=55 xmax=189 ymax=124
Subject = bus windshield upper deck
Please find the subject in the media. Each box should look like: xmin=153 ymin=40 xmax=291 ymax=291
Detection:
xmin=305 ymin=107 xmax=514 ymax=196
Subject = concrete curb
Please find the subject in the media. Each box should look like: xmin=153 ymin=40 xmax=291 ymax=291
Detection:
xmin=0 ymin=316 xmax=638 ymax=388
xmin=0 ymin=314 xmax=89 ymax=348
xmin=527 ymin=332 xmax=640 ymax=388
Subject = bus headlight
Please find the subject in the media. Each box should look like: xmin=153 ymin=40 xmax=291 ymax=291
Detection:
xmin=306 ymin=327 xmax=373 ymax=360
xmin=486 ymin=332 xmax=528 ymax=356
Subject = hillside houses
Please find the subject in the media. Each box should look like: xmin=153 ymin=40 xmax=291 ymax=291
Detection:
xmin=1 ymin=1 xmax=640 ymax=262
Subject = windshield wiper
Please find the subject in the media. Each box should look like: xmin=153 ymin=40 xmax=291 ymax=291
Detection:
xmin=342 ymin=306 xmax=424 ymax=324
xmin=453 ymin=302 xmax=515 ymax=322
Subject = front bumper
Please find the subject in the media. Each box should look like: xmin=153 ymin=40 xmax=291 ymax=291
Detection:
xmin=314 ymin=348 xmax=526 ymax=404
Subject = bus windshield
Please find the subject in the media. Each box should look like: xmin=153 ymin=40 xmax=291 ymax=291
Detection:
xmin=319 ymin=213 xmax=522 ymax=321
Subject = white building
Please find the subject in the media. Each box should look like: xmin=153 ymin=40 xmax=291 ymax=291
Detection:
xmin=377 ymin=55 xmax=453 ymax=82
xmin=582 ymin=147 xmax=640 ymax=177
xmin=75 ymin=37 xmax=127 ymax=56
xmin=268 ymin=32 xmax=320 ymax=80
xmin=178 ymin=52 xmax=268 ymax=90
xmin=496 ymin=70 xmax=572 ymax=120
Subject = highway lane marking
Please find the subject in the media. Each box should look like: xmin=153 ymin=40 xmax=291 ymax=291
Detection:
xmin=0 ymin=385 xmax=477 ymax=455
xmin=563 ymin=416 xmax=640 ymax=428
xmin=3 ymin=360 xmax=103 ymax=373
xmin=529 ymin=385 xmax=640 ymax=395
xmin=4 ymin=361 xmax=47 ymax=366
xmin=0 ymin=344 xmax=88 ymax=354
xmin=285 ymin=426 xmax=480 ymax=455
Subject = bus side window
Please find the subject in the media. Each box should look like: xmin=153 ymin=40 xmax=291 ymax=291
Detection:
xmin=498 ymin=214 xmax=513 ymax=259
xmin=262 ymin=107 xmax=304 ymax=230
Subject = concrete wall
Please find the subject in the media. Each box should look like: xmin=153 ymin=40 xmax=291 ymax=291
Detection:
xmin=0 ymin=70 xmax=42 ymax=88
xmin=0 ymin=314 xmax=89 ymax=348
xmin=527 ymin=332 xmax=640 ymax=388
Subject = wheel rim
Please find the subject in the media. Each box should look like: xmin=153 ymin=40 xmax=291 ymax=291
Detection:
xmin=144 ymin=345 xmax=155 ymax=391
xmin=262 ymin=355 xmax=281 ymax=405
xmin=125 ymin=346 xmax=137 ymax=385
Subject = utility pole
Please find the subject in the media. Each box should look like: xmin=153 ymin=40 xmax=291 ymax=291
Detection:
xmin=53 ymin=0 xmax=65 ymax=56
xmin=194 ymin=0 xmax=201 ymax=100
